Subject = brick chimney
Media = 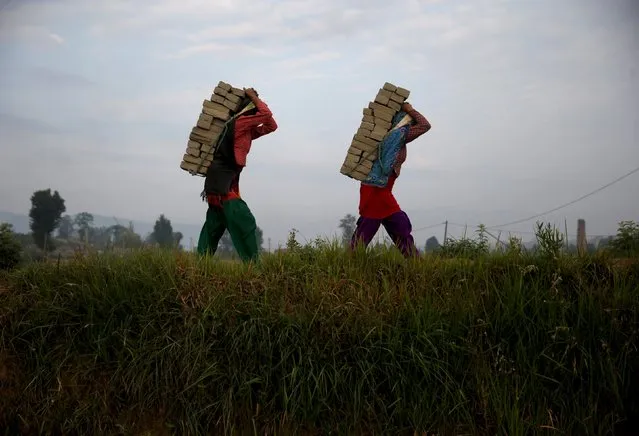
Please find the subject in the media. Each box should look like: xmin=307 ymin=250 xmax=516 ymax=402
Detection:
xmin=577 ymin=219 xmax=587 ymax=256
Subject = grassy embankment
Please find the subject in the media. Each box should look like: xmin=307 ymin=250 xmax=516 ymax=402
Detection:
xmin=1 ymin=243 xmax=638 ymax=435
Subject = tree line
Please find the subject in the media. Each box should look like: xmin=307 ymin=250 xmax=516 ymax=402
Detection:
xmin=18 ymin=188 xmax=264 ymax=253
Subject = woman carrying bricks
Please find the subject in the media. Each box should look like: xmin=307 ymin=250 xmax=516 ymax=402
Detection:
xmin=350 ymin=102 xmax=431 ymax=257
xmin=197 ymin=88 xmax=277 ymax=262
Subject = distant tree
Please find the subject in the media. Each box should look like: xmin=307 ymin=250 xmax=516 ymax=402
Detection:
xmin=57 ymin=215 xmax=74 ymax=240
xmin=87 ymin=226 xmax=112 ymax=249
xmin=213 ymin=227 xmax=263 ymax=256
xmin=339 ymin=214 xmax=357 ymax=246
xmin=29 ymin=189 xmax=66 ymax=251
xmin=110 ymin=224 xmax=127 ymax=245
xmin=216 ymin=231 xmax=231 ymax=253
xmin=151 ymin=214 xmax=174 ymax=248
xmin=425 ymin=236 xmax=440 ymax=252
xmin=256 ymin=226 xmax=264 ymax=252
xmin=597 ymin=235 xmax=614 ymax=250
xmin=173 ymin=231 xmax=184 ymax=248
xmin=74 ymin=212 xmax=94 ymax=242
xmin=0 ymin=222 xmax=22 ymax=270
xmin=120 ymin=222 xmax=143 ymax=249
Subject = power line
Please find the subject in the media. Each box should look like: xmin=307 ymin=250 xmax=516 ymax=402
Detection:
xmin=488 ymin=164 xmax=639 ymax=229
xmin=447 ymin=222 xmax=610 ymax=238
xmin=413 ymin=222 xmax=445 ymax=232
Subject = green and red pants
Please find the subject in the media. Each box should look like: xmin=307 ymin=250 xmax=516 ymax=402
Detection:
xmin=197 ymin=196 xmax=259 ymax=263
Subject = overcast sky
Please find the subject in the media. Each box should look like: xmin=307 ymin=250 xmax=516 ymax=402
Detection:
xmin=1 ymin=0 xmax=638 ymax=246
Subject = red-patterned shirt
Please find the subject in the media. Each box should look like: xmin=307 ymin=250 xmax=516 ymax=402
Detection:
xmin=233 ymin=99 xmax=278 ymax=167
xmin=206 ymin=98 xmax=277 ymax=207
xmin=392 ymin=107 xmax=431 ymax=176
xmin=358 ymin=107 xmax=431 ymax=219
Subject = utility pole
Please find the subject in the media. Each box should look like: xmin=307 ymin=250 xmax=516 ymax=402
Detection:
xmin=443 ymin=220 xmax=448 ymax=245
xmin=564 ymin=218 xmax=569 ymax=252
xmin=268 ymin=238 xmax=271 ymax=253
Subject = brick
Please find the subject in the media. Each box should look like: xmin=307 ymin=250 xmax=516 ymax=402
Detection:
xmin=376 ymin=89 xmax=392 ymax=104
xmin=225 ymin=93 xmax=242 ymax=104
xmin=187 ymin=140 xmax=202 ymax=150
xmin=210 ymin=124 xmax=224 ymax=135
xmin=378 ymin=88 xmax=392 ymax=98
xmin=374 ymin=92 xmax=390 ymax=105
xmin=348 ymin=152 xmax=375 ymax=167
xmin=202 ymin=106 xmax=231 ymax=120
xmin=189 ymin=132 xmax=211 ymax=143
xmin=212 ymin=118 xmax=226 ymax=128
xmin=182 ymin=153 xmax=202 ymax=166
xmin=199 ymin=149 xmax=215 ymax=161
xmin=362 ymin=114 xmax=375 ymax=124
xmin=348 ymin=144 xmax=376 ymax=160
xmin=348 ymin=138 xmax=378 ymax=153
xmin=203 ymin=100 xmax=231 ymax=115
xmin=211 ymin=94 xmax=226 ymax=104
xmin=181 ymin=161 xmax=207 ymax=175
xmin=222 ymin=98 xmax=241 ymax=111
xmin=389 ymin=92 xmax=406 ymax=103
xmin=356 ymin=127 xmax=372 ymax=137
xmin=395 ymin=86 xmax=410 ymax=98
xmin=369 ymin=108 xmax=393 ymax=122
xmin=343 ymin=154 xmax=373 ymax=172
xmin=363 ymin=108 xmax=373 ymax=116
xmin=191 ymin=126 xmax=217 ymax=139
xmin=369 ymin=130 xmax=385 ymax=141
xmin=187 ymin=152 xmax=212 ymax=163
xmin=186 ymin=146 xmax=201 ymax=157
xmin=190 ymin=132 xmax=219 ymax=145
xmin=200 ymin=143 xmax=214 ymax=153
xmin=360 ymin=121 xmax=374 ymax=131
xmin=197 ymin=113 xmax=213 ymax=129
xmin=368 ymin=101 xmax=395 ymax=116
xmin=386 ymin=99 xmax=401 ymax=111
xmin=382 ymin=82 xmax=397 ymax=92
xmin=213 ymin=86 xmax=229 ymax=97
xmin=353 ymin=134 xmax=378 ymax=147
xmin=374 ymin=118 xmax=392 ymax=130
xmin=372 ymin=124 xmax=388 ymax=134
xmin=217 ymin=81 xmax=232 ymax=92
xmin=230 ymin=87 xmax=245 ymax=97
xmin=340 ymin=164 xmax=369 ymax=181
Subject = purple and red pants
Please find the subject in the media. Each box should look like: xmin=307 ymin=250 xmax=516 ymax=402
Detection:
xmin=349 ymin=211 xmax=419 ymax=258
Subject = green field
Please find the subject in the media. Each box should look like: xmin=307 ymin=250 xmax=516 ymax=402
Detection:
xmin=1 ymin=243 xmax=638 ymax=435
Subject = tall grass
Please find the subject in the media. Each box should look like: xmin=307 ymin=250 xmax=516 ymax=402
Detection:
xmin=1 ymin=244 xmax=638 ymax=435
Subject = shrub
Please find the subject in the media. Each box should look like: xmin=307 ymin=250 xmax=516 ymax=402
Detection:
xmin=609 ymin=221 xmax=639 ymax=256
xmin=0 ymin=222 xmax=21 ymax=270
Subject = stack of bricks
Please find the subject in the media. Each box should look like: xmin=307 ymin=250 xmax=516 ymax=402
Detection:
xmin=340 ymin=82 xmax=411 ymax=181
xmin=180 ymin=81 xmax=246 ymax=176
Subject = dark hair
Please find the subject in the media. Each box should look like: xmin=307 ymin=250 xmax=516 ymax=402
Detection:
xmin=234 ymin=96 xmax=257 ymax=117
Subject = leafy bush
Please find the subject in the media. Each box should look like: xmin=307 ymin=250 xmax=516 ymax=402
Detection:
xmin=534 ymin=221 xmax=564 ymax=259
xmin=0 ymin=222 xmax=22 ymax=270
xmin=440 ymin=225 xmax=490 ymax=258
xmin=609 ymin=221 xmax=639 ymax=256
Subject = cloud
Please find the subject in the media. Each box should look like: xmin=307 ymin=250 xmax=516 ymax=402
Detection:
xmin=25 ymin=66 xmax=96 ymax=88
xmin=0 ymin=112 xmax=64 ymax=135
xmin=164 ymin=41 xmax=272 ymax=59
xmin=0 ymin=24 xmax=64 ymax=45
xmin=48 ymin=32 xmax=64 ymax=44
